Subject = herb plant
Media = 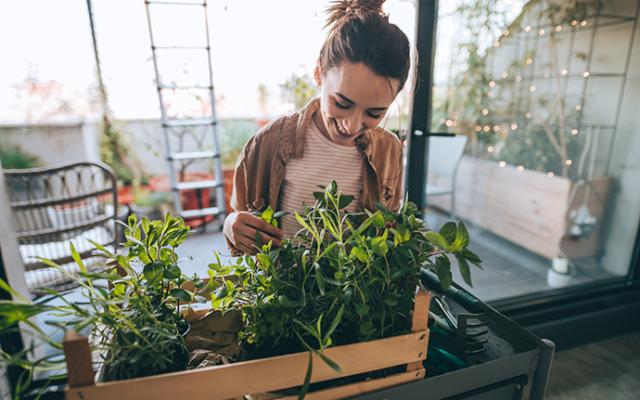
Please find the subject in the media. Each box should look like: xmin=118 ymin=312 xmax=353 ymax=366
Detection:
xmin=0 ymin=213 xmax=197 ymax=398
xmin=208 ymin=182 xmax=482 ymax=393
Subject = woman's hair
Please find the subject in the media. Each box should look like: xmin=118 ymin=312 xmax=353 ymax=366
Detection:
xmin=319 ymin=0 xmax=411 ymax=93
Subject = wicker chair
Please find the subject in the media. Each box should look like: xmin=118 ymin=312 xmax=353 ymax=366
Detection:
xmin=3 ymin=162 xmax=119 ymax=293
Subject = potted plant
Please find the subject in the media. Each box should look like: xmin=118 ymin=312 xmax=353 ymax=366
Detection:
xmin=0 ymin=212 xmax=198 ymax=398
xmin=0 ymin=182 xmax=481 ymax=399
xmin=129 ymin=186 xmax=172 ymax=221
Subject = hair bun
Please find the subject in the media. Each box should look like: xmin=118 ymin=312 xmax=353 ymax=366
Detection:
xmin=325 ymin=0 xmax=387 ymax=30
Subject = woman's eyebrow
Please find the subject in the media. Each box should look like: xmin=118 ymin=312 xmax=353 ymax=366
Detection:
xmin=335 ymin=92 xmax=388 ymax=111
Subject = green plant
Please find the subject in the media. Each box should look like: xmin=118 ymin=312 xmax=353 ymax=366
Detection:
xmin=132 ymin=187 xmax=171 ymax=208
xmin=435 ymin=0 xmax=600 ymax=179
xmin=208 ymin=182 xmax=481 ymax=396
xmin=0 ymin=144 xmax=41 ymax=169
xmin=279 ymin=72 xmax=318 ymax=110
xmin=0 ymin=213 xmax=197 ymax=398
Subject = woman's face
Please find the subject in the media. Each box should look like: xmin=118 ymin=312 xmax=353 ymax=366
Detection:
xmin=314 ymin=62 xmax=400 ymax=146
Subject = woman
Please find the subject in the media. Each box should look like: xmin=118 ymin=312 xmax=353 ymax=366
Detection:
xmin=224 ymin=0 xmax=411 ymax=254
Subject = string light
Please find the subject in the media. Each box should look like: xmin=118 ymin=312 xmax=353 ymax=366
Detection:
xmin=511 ymin=123 xmax=518 ymax=130
xmin=575 ymin=105 xmax=582 ymax=111
xmin=489 ymin=80 xmax=496 ymax=87
xmin=571 ymin=128 xmax=579 ymax=135
xmin=583 ymin=71 xmax=590 ymax=78
xmin=493 ymin=41 xmax=500 ymax=48
xmin=561 ymin=68 xmax=568 ymax=75
xmin=571 ymin=19 xmax=578 ymax=26
xmin=565 ymin=159 xmax=573 ymax=166
xmin=555 ymin=25 xmax=562 ymax=32
xmin=487 ymin=146 xmax=495 ymax=153
xmin=499 ymin=161 xmax=507 ymax=167
xmin=526 ymin=57 xmax=533 ymax=65
xmin=482 ymin=108 xmax=489 ymax=116
xmin=501 ymin=72 xmax=509 ymax=79
xmin=529 ymin=85 xmax=536 ymax=92
xmin=524 ymin=25 xmax=532 ymax=32
xmin=517 ymin=165 xmax=525 ymax=172
xmin=525 ymin=112 xmax=532 ymax=119
xmin=581 ymin=20 xmax=588 ymax=26
xmin=538 ymin=28 xmax=545 ymax=36
xmin=483 ymin=125 xmax=491 ymax=132
xmin=516 ymin=75 xmax=523 ymax=82
xmin=493 ymin=125 xmax=500 ymax=132
xmin=475 ymin=125 xmax=482 ymax=132
xmin=547 ymin=172 xmax=555 ymax=177
xmin=445 ymin=119 xmax=454 ymax=127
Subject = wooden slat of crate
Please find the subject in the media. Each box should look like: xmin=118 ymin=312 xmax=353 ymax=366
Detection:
xmin=65 ymin=330 xmax=428 ymax=400
xmin=274 ymin=369 xmax=426 ymax=400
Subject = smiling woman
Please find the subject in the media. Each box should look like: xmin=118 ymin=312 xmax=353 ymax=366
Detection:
xmin=222 ymin=0 xmax=412 ymax=255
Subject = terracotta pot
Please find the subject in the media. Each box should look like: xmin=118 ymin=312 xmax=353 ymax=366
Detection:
xmin=117 ymin=185 xmax=134 ymax=205
xmin=149 ymin=173 xmax=215 ymax=228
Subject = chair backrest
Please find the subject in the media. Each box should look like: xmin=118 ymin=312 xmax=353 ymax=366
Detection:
xmin=3 ymin=162 xmax=118 ymax=278
xmin=427 ymin=135 xmax=468 ymax=179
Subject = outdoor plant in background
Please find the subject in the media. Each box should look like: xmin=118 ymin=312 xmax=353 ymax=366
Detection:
xmin=0 ymin=213 xmax=197 ymax=398
xmin=208 ymin=182 xmax=482 ymax=393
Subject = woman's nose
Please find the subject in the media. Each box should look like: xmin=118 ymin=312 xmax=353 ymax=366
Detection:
xmin=345 ymin=116 xmax=363 ymax=135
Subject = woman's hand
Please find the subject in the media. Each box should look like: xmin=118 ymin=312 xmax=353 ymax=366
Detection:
xmin=223 ymin=211 xmax=284 ymax=255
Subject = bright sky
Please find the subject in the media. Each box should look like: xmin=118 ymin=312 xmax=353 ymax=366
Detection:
xmin=0 ymin=0 xmax=418 ymax=123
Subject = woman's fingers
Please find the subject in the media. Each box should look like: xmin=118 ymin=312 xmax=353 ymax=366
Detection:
xmin=243 ymin=214 xmax=284 ymax=240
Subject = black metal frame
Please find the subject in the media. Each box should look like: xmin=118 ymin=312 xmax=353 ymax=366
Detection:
xmin=409 ymin=0 xmax=640 ymax=350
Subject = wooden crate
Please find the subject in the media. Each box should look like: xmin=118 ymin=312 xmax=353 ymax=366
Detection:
xmin=428 ymin=155 xmax=611 ymax=260
xmin=63 ymin=290 xmax=431 ymax=400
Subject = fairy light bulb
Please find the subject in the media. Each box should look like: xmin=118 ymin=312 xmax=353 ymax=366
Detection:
xmin=526 ymin=57 xmax=533 ymax=65
xmin=547 ymin=172 xmax=555 ymax=177
xmin=487 ymin=146 xmax=495 ymax=153
xmin=475 ymin=125 xmax=482 ymax=132
xmin=525 ymin=112 xmax=532 ymax=119
xmin=565 ymin=159 xmax=573 ymax=166
xmin=482 ymin=108 xmax=489 ymax=116
xmin=501 ymin=72 xmax=509 ymax=79
xmin=493 ymin=125 xmax=500 ymax=132
xmin=571 ymin=20 xmax=578 ymax=26
xmin=581 ymin=20 xmax=588 ymax=26
xmin=445 ymin=119 xmax=454 ymax=127
xmin=489 ymin=80 xmax=496 ymax=88
xmin=499 ymin=161 xmax=507 ymax=167
xmin=524 ymin=25 xmax=532 ymax=32
xmin=516 ymin=75 xmax=523 ymax=82
xmin=483 ymin=125 xmax=491 ymax=132
xmin=583 ymin=71 xmax=590 ymax=78
xmin=571 ymin=128 xmax=579 ymax=135
xmin=575 ymin=105 xmax=582 ymax=111
xmin=517 ymin=165 xmax=525 ymax=172
xmin=511 ymin=123 xmax=518 ymax=130
xmin=493 ymin=41 xmax=500 ymax=48
xmin=561 ymin=68 xmax=568 ymax=75
xmin=538 ymin=28 xmax=545 ymax=36
xmin=555 ymin=25 xmax=562 ymax=32
xmin=529 ymin=85 xmax=536 ymax=92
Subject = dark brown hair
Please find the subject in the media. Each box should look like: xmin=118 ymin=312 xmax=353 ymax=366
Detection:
xmin=319 ymin=0 xmax=411 ymax=93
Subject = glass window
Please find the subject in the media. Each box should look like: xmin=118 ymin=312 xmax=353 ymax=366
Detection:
xmin=427 ymin=0 xmax=640 ymax=301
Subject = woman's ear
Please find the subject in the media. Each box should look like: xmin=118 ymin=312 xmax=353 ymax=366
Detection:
xmin=313 ymin=63 xmax=323 ymax=86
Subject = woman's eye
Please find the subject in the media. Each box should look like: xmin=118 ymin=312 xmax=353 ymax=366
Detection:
xmin=367 ymin=113 xmax=382 ymax=119
xmin=334 ymin=101 xmax=351 ymax=109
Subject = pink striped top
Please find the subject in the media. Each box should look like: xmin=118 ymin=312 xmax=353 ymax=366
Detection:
xmin=279 ymin=118 xmax=364 ymax=238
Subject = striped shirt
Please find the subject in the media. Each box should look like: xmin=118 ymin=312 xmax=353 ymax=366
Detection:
xmin=279 ymin=118 xmax=364 ymax=238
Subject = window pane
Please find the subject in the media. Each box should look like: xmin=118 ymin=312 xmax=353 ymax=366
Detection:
xmin=428 ymin=0 xmax=640 ymax=301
